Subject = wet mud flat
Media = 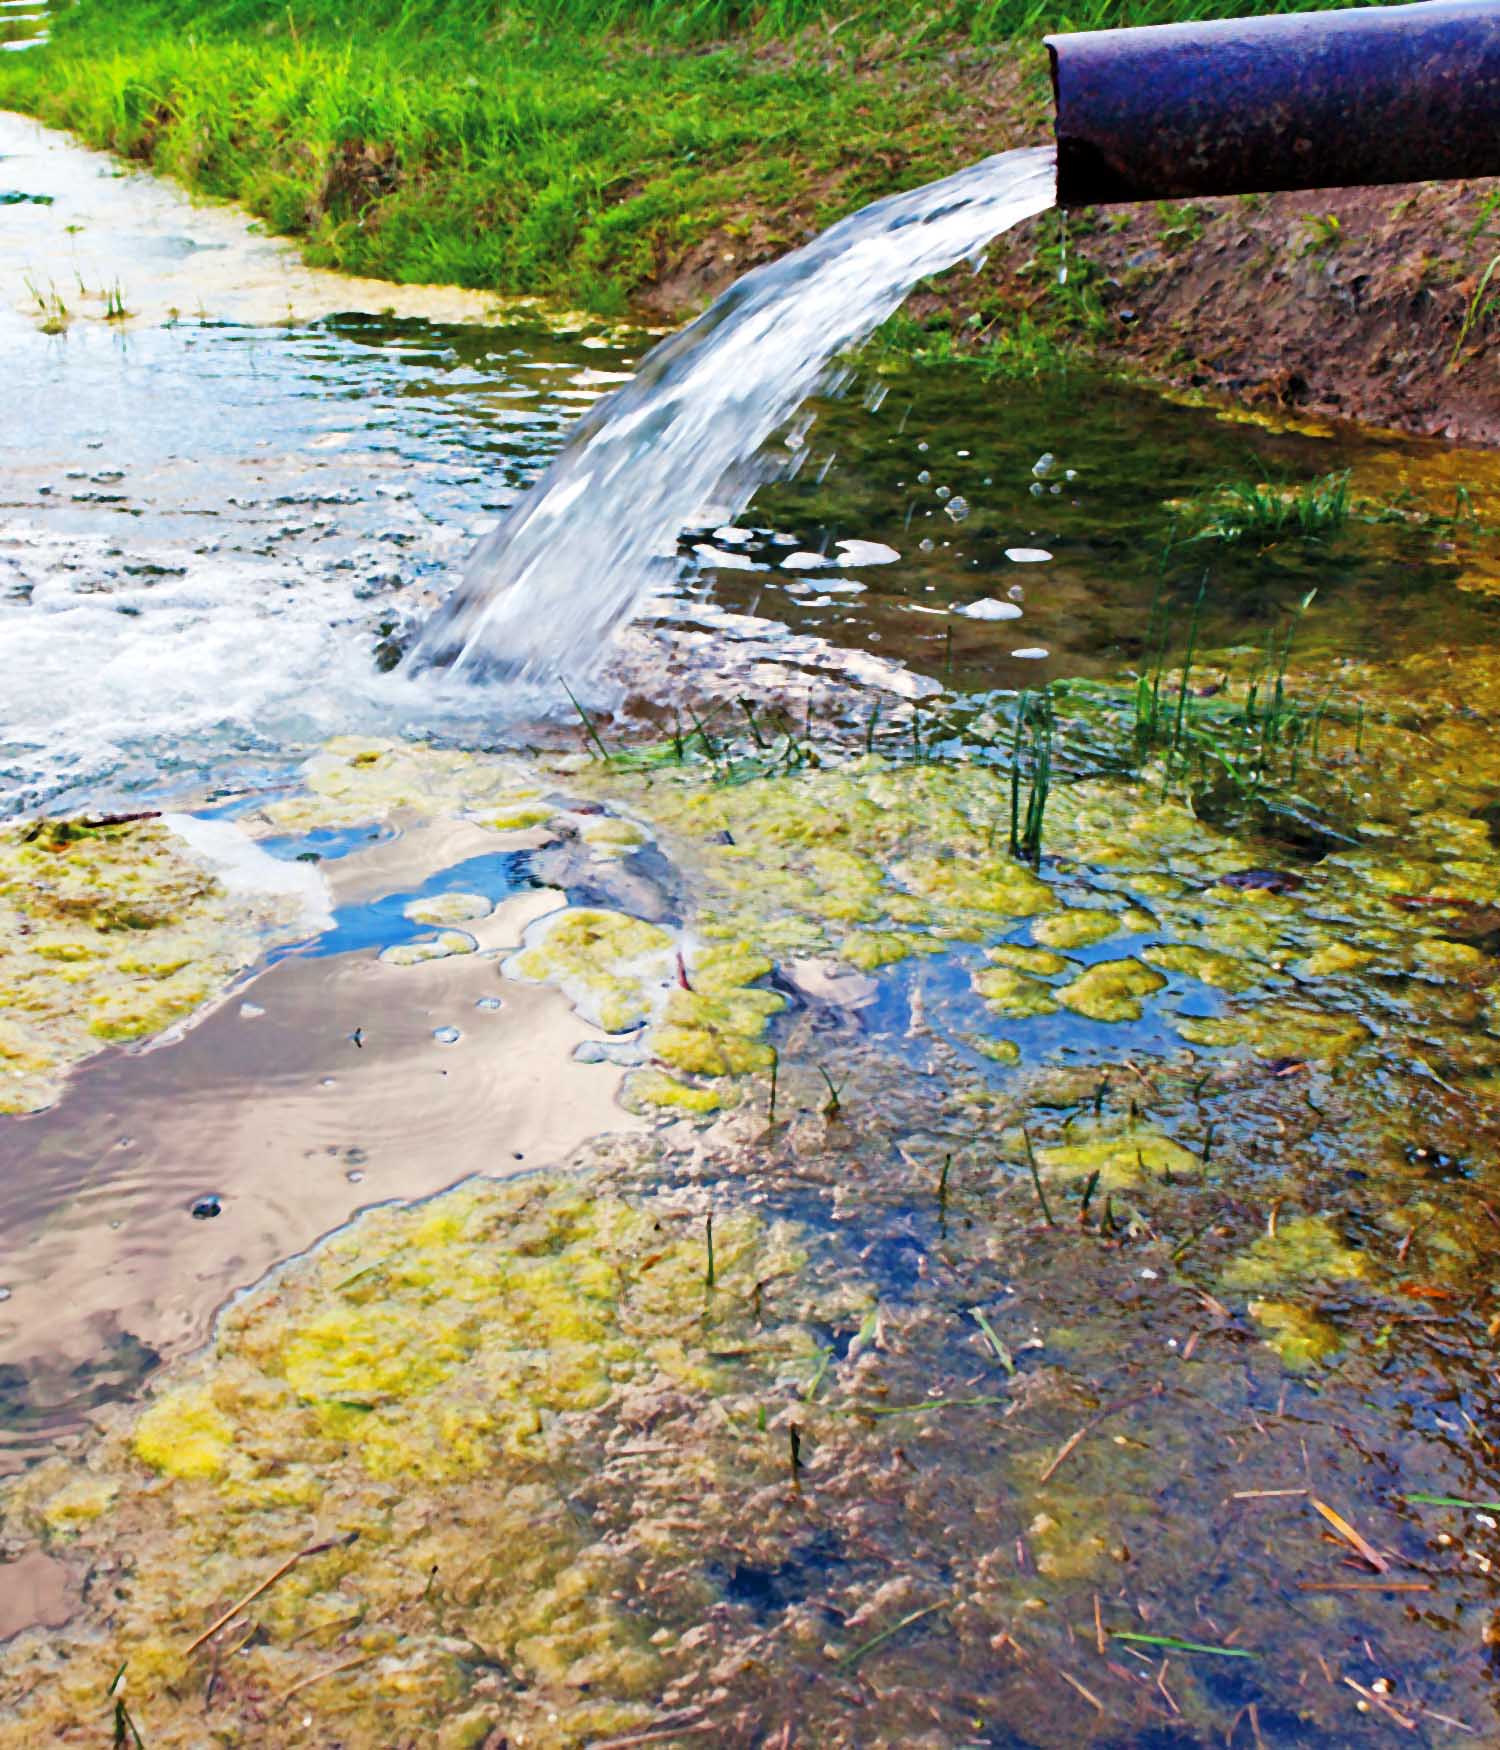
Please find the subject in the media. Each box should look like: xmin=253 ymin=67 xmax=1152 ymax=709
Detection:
xmin=6 ymin=108 xmax=1500 ymax=1750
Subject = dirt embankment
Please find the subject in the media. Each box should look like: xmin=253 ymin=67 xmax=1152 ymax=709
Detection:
xmin=996 ymin=178 xmax=1500 ymax=446
xmin=637 ymin=47 xmax=1500 ymax=445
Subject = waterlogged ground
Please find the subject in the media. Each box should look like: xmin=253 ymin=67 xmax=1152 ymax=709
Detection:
xmin=5 ymin=114 xmax=1500 ymax=1748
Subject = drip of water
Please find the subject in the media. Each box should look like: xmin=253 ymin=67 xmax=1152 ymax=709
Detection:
xmin=407 ymin=146 xmax=1057 ymax=686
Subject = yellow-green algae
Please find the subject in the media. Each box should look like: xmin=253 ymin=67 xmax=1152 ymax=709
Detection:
xmin=254 ymin=736 xmax=550 ymax=833
xmin=0 ymin=1173 xmax=848 ymax=1747
xmin=403 ymin=892 xmax=491 ymax=925
xmin=1028 ymin=1119 xmax=1200 ymax=1191
xmin=1141 ymin=941 xmax=1260 ymax=993
xmin=973 ymin=964 xmax=1058 ymax=1018
xmin=1248 ymin=1300 xmax=1345 ymax=1371
xmin=1222 ymin=1216 xmax=1369 ymax=1290
xmin=505 ymin=910 xmax=784 ymax=1109
xmin=379 ymin=929 xmax=477 ymax=966
xmin=0 ymin=816 xmax=310 ymax=1114
xmin=1176 ymin=1003 xmax=1369 ymax=1061
xmin=505 ymin=906 xmax=675 ymax=1033
xmin=1055 ymin=958 xmax=1166 ymax=1023
xmin=987 ymin=943 xmax=1071 ymax=977
xmin=1031 ymin=909 xmax=1121 ymax=949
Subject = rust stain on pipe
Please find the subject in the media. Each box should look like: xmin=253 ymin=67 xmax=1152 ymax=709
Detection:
xmin=1047 ymin=0 xmax=1500 ymax=206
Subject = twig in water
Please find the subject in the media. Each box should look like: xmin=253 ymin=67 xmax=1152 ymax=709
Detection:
xmin=1056 ymin=1667 xmax=1104 ymax=1712
xmin=588 ymin=1710 xmax=715 ymax=1750
xmin=1040 ymin=1383 xmax=1162 ymax=1484
xmin=1310 ymin=1497 xmax=1390 ymax=1573
xmin=1342 ymin=1675 xmax=1416 ymax=1730
xmin=274 ymin=1652 xmax=375 ymax=1708
xmin=186 ymin=1533 xmax=357 ymax=1656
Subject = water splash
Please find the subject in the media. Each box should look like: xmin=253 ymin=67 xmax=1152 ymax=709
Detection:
xmin=407 ymin=147 xmax=1057 ymax=686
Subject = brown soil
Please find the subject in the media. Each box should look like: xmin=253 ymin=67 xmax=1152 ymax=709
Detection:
xmin=982 ymin=177 xmax=1500 ymax=446
xmin=635 ymin=47 xmax=1500 ymax=446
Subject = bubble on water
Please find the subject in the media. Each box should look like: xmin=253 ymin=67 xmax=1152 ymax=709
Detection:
xmin=1032 ymin=452 xmax=1058 ymax=478
xmin=239 ymin=1001 xmax=265 ymax=1019
xmin=1005 ymin=547 xmax=1053 ymax=563
xmin=944 ymin=496 xmax=969 ymax=523
xmin=1065 ymin=468 xmax=1078 ymax=481
xmin=916 ymin=470 xmax=931 ymax=484
xmin=347 ymin=1169 xmax=366 ymax=1184
xmin=1029 ymin=481 xmax=1044 ymax=497
xmin=475 ymin=996 xmax=503 ymax=1011
xmin=433 ymin=1026 xmax=462 ymax=1045
xmin=1012 ymin=646 xmax=1050 ymax=659
xmin=190 ymin=1195 xmax=222 ymax=1220
xmin=1007 ymin=583 xmax=1025 ymax=601
xmin=0 ymin=1287 xmax=11 ymax=1303
xmin=919 ymin=538 xmax=935 ymax=552
xmin=917 ymin=441 xmax=929 ymax=452
xmin=957 ymin=598 xmax=1022 ymax=621
xmin=957 ymin=449 xmax=971 ymax=457
xmin=1050 ymin=483 xmax=1061 ymax=495
xmin=935 ymin=485 xmax=951 ymax=501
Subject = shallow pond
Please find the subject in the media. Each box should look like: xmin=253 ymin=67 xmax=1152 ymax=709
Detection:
xmin=5 ymin=109 xmax=1500 ymax=1749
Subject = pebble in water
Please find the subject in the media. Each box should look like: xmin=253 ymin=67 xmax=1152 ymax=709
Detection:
xmin=190 ymin=1195 xmax=222 ymax=1220
xmin=0 ymin=1287 xmax=11 ymax=1302
xmin=433 ymin=1026 xmax=462 ymax=1045
xmin=1005 ymin=547 xmax=1053 ymax=563
xmin=475 ymin=996 xmax=503 ymax=1011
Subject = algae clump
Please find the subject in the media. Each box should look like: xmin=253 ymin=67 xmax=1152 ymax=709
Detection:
xmin=1223 ymin=1216 xmax=1368 ymax=1290
xmin=0 ymin=815 xmax=314 ymax=1114
xmin=1056 ymin=958 xmax=1166 ymax=1023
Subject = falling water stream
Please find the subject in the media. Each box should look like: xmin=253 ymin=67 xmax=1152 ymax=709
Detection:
xmin=409 ymin=146 xmax=1057 ymax=683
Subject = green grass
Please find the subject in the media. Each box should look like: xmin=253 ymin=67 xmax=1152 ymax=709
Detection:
xmin=0 ymin=0 xmax=1393 ymax=316
xmin=1177 ymin=470 xmax=1352 ymax=547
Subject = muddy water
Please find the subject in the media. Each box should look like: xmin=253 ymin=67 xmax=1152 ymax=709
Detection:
xmin=6 ymin=112 xmax=1500 ymax=1749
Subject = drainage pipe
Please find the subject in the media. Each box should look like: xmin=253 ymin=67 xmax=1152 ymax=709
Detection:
xmin=1047 ymin=0 xmax=1500 ymax=206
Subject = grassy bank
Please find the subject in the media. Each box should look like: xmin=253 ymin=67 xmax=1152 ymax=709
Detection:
xmin=1 ymin=0 xmax=1354 ymax=316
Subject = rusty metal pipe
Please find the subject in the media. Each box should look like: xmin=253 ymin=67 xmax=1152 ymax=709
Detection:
xmin=1047 ymin=0 xmax=1500 ymax=206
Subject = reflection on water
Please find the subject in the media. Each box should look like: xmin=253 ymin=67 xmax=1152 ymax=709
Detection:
xmin=0 ymin=818 xmax=634 ymax=1472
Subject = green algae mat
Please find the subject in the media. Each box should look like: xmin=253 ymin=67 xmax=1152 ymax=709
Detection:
xmin=7 ymin=617 xmax=1500 ymax=1745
